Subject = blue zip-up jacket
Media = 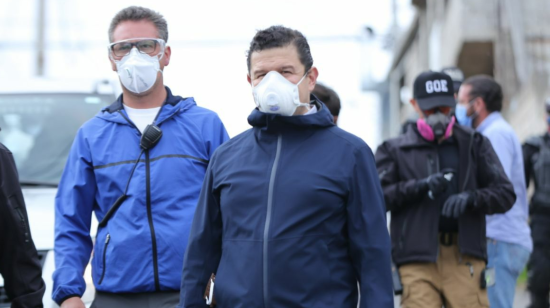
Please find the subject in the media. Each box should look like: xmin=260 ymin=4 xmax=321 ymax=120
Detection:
xmin=53 ymin=87 xmax=229 ymax=304
xmin=179 ymin=98 xmax=393 ymax=308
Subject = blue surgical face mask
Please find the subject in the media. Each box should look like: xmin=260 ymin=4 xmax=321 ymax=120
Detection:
xmin=455 ymin=104 xmax=473 ymax=127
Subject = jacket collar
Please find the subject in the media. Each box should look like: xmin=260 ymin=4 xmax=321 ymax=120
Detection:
xmin=476 ymin=111 xmax=502 ymax=133
xmin=247 ymin=95 xmax=335 ymax=132
xmin=104 ymin=86 xmax=182 ymax=113
xmin=97 ymin=86 xmax=196 ymax=126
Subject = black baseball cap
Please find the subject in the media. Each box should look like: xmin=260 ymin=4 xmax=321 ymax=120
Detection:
xmin=441 ymin=66 xmax=464 ymax=93
xmin=413 ymin=71 xmax=456 ymax=110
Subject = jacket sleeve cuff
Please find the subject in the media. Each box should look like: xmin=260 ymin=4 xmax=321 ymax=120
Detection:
xmin=57 ymin=294 xmax=81 ymax=306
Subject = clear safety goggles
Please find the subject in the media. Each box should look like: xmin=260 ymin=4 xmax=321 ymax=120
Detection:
xmin=108 ymin=38 xmax=166 ymax=60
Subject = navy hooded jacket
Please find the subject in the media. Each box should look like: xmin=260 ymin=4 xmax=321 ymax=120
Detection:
xmin=53 ymin=87 xmax=228 ymax=304
xmin=179 ymin=99 xmax=393 ymax=308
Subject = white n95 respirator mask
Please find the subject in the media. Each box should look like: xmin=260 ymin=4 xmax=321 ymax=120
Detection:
xmin=116 ymin=48 xmax=162 ymax=94
xmin=252 ymin=71 xmax=309 ymax=116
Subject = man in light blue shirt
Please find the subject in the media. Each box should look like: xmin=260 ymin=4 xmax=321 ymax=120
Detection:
xmin=456 ymin=75 xmax=532 ymax=308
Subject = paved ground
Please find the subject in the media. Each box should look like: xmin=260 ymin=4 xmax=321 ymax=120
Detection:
xmin=392 ymin=283 xmax=531 ymax=308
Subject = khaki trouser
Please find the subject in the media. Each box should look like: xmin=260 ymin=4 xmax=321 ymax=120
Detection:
xmin=398 ymin=236 xmax=489 ymax=308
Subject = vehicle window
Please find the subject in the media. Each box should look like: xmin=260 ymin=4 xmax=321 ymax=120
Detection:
xmin=0 ymin=94 xmax=112 ymax=184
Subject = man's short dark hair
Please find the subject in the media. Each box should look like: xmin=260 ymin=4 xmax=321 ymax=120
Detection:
xmin=313 ymin=83 xmax=341 ymax=117
xmin=246 ymin=25 xmax=313 ymax=74
xmin=109 ymin=6 xmax=168 ymax=43
xmin=462 ymin=75 xmax=503 ymax=112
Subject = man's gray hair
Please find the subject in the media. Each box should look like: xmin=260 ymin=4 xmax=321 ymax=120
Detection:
xmin=108 ymin=6 xmax=168 ymax=43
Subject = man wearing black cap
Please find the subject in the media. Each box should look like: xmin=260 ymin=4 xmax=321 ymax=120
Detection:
xmin=523 ymin=98 xmax=550 ymax=308
xmin=375 ymin=71 xmax=516 ymax=308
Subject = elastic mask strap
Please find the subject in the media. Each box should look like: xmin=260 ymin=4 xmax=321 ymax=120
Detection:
xmin=444 ymin=116 xmax=455 ymax=139
xmin=295 ymin=71 xmax=311 ymax=110
xmin=296 ymin=70 xmax=309 ymax=86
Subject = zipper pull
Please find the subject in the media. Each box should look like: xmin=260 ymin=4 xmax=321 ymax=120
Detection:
xmin=466 ymin=262 xmax=474 ymax=277
xmin=105 ymin=234 xmax=111 ymax=244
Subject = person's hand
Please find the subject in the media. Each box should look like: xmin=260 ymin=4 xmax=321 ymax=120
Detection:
xmin=442 ymin=191 xmax=476 ymax=218
xmin=60 ymin=297 xmax=86 ymax=308
xmin=418 ymin=169 xmax=454 ymax=197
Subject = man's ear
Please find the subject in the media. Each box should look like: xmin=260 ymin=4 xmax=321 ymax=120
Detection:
xmin=410 ymin=98 xmax=425 ymax=119
xmin=409 ymin=98 xmax=417 ymax=108
xmin=307 ymin=67 xmax=319 ymax=92
xmin=247 ymin=74 xmax=252 ymax=86
xmin=474 ymin=96 xmax=485 ymax=113
xmin=162 ymin=46 xmax=171 ymax=67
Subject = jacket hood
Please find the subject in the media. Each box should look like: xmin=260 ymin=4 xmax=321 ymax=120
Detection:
xmin=97 ymin=86 xmax=196 ymax=125
xmin=247 ymin=95 xmax=335 ymax=132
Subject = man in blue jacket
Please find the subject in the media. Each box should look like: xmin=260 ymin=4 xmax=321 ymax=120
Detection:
xmin=53 ymin=6 xmax=228 ymax=308
xmin=178 ymin=25 xmax=394 ymax=308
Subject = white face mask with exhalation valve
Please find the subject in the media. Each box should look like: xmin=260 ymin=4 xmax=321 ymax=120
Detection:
xmin=116 ymin=48 xmax=162 ymax=94
xmin=252 ymin=71 xmax=309 ymax=116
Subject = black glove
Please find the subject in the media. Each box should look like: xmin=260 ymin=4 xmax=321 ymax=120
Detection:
xmin=442 ymin=191 xmax=476 ymax=218
xmin=418 ymin=170 xmax=452 ymax=197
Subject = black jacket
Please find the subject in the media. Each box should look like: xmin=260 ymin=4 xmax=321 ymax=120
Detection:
xmin=523 ymin=133 xmax=550 ymax=216
xmin=0 ymin=143 xmax=45 ymax=307
xmin=375 ymin=124 xmax=515 ymax=265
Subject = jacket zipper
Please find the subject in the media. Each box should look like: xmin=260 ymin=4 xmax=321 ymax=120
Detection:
xmin=461 ymin=132 xmax=475 ymax=192
xmin=399 ymin=216 xmax=409 ymax=250
xmin=146 ymin=150 xmax=161 ymax=291
xmin=434 ymin=148 xmax=441 ymax=260
xmin=118 ymin=109 xmax=166 ymax=291
xmin=14 ymin=206 xmax=31 ymax=243
xmin=263 ymin=134 xmax=282 ymax=308
xmin=98 ymin=234 xmax=111 ymax=285
xmin=426 ymin=152 xmax=442 ymax=260
xmin=434 ymin=148 xmax=441 ymax=173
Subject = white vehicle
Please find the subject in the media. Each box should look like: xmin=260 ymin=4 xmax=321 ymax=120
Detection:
xmin=0 ymin=78 xmax=119 ymax=307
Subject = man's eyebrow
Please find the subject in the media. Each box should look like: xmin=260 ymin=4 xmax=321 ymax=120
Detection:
xmin=253 ymin=69 xmax=266 ymax=76
xmin=281 ymin=65 xmax=295 ymax=71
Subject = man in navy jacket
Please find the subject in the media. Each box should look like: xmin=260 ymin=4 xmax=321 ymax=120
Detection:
xmin=179 ymin=25 xmax=393 ymax=308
